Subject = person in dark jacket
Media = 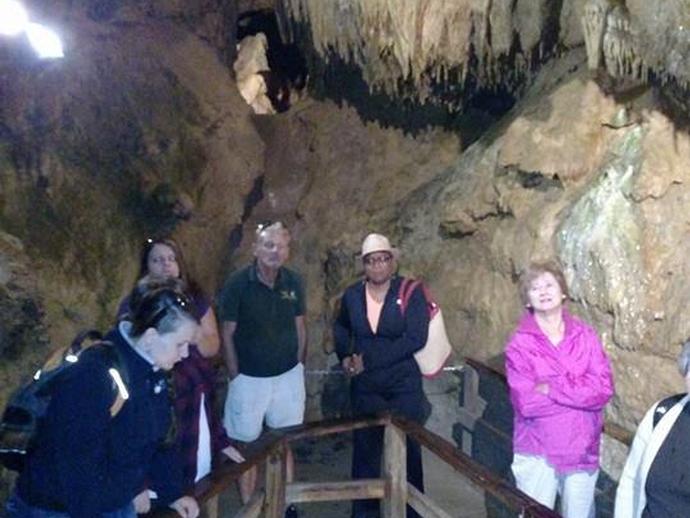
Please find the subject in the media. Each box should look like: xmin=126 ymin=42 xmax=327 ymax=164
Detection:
xmin=615 ymin=341 xmax=690 ymax=518
xmin=118 ymin=238 xmax=244 ymax=493
xmin=334 ymin=233 xmax=429 ymax=518
xmin=7 ymin=277 xmax=200 ymax=518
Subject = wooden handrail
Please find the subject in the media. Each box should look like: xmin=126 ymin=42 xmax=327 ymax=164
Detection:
xmin=465 ymin=356 xmax=634 ymax=446
xmin=151 ymin=354 xmax=634 ymax=517
xmin=392 ymin=416 xmax=560 ymax=517
xmin=150 ymin=412 xmax=562 ymax=517
xmin=148 ymin=416 xmax=390 ymax=517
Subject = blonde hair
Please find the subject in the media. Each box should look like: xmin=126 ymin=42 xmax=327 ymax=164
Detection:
xmin=518 ymin=260 xmax=569 ymax=306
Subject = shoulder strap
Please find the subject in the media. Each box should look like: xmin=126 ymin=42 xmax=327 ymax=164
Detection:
xmin=84 ymin=341 xmax=130 ymax=418
xmin=653 ymin=393 xmax=686 ymax=429
xmin=70 ymin=330 xmax=104 ymax=355
xmin=398 ymin=278 xmax=421 ymax=315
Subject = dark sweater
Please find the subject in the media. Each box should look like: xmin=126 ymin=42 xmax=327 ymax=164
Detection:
xmin=333 ymin=276 xmax=429 ymax=394
xmin=16 ymin=327 xmax=183 ymax=517
xmin=643 ymin=403 xmax=690 ymax=517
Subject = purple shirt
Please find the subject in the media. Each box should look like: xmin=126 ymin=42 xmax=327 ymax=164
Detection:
xmin=505 ymin=310 xmax=614 ymax=473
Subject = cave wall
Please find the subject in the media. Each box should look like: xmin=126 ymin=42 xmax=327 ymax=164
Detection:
xmin=0 ymin=5 xmax=263 ymax=397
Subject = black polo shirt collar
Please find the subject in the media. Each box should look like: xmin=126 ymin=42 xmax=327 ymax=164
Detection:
xmin=248 ymin=262 xmax=288 ymax=289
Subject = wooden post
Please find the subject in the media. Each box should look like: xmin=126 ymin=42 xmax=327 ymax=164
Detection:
xmin=457 ymin=364 xmax=486 ymax=455
xmin=382 ymin=423 xmax=407 ymax=518
xmin=202 ymin=494 xmax=218 ymax=518
xmin=264 ymin=442 xmax=287 ymax=518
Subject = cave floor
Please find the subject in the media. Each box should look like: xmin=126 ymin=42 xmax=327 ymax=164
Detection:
xmin=217 ymin=433 xmax=487 ymax=517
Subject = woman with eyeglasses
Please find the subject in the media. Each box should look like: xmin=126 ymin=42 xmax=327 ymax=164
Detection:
xmin=117 ymin=238 xmax=244 ymax=508
xmin=8 ymin=277 xmax=200 ymax=518
xmin=334 ymin=233 xmax=430 ymax=518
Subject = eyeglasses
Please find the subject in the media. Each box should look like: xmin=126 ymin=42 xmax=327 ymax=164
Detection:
xmin=363 ymin=254 xmax=393 ymax=266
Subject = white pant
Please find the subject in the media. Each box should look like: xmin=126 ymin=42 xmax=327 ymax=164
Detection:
xmin=223 ymin=362 xmax=305 ymax=442
xmin=512 ymin=454 xmax=598 ymax=518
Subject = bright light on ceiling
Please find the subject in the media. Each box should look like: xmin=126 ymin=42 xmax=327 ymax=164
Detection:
xmin=25 ymin=22 xmax=64 ymax=59
xmin=0 ymin=0 xmax=65 ymax=59
xmin=0 ymin=0 xmax=29 ymax=36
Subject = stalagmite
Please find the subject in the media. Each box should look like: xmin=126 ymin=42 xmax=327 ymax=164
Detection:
xmin=234 ymin=33 xmax=277 ymax=114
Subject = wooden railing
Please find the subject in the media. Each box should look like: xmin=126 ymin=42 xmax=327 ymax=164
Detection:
xmin=152 ymin=414 xmax=560 ymax=518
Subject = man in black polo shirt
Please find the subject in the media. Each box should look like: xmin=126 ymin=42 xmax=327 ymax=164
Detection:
xmin=220 ymin=221 xmax=306 ymax=517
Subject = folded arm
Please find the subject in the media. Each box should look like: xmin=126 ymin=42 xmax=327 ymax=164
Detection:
xmin=546 ymin=329 xmax=614 ymax=411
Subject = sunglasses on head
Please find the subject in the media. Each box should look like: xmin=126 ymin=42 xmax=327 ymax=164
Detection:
xmin=142 ymin=289 xmax=193 ymax=329
xmin=256 ymin=220 xmax=286 ymax=235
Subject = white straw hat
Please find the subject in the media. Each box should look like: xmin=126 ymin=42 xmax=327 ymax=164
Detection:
xmin=361 ymin=233 xmax=399 ymax=258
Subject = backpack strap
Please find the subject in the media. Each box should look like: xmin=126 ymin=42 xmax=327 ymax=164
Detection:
xmin=653 ymin=393 xmax=686 ymax=429
xmin=80 ymin=341 xmax=130 ymax=418
xmin=70 ymin=330 xmax=105 ymax=355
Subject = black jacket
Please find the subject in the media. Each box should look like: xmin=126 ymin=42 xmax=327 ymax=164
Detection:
xmin=333 ymin=276 xmax=429 ymax=394
xmin=17 ymin=327 xmax=183 ymax=517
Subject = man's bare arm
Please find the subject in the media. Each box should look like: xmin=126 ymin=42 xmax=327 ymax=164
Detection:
xmin=295 ymin=315 xmax=307 ymax=364
xmin=222 ymin=321 xmax=239 ymax=379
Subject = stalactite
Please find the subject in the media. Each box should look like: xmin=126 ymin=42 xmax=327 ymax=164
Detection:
xmin=277 ymin=0 xmax=547 ymax=104
xmin=582 ymin=0 xmax=610 ymax=71
xmin=602 ymin=5 xmax=643 ymax=80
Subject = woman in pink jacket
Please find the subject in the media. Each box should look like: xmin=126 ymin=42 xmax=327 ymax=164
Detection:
xmin=505 ymin=260 xmax=614 ymax=518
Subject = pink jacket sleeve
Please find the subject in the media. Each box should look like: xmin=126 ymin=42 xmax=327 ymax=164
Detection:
xmin=546 ymin=328 xmax=614 ymax=411
xmin=506 ymin=340 xmax=568 ymax=418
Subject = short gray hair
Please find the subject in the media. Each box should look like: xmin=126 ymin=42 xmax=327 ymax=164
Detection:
xmin=255 ymin=221 xmax=289 ymax=244
xmin=678 ymin=341 xmax=690 ymax=377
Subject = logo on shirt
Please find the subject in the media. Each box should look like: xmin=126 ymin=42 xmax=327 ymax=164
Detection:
xmin=281 ymin=290 xmax=297 ymax=301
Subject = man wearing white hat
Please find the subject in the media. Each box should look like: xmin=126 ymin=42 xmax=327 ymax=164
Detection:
xmin=334 ymin=233 xmax=429 ymax=518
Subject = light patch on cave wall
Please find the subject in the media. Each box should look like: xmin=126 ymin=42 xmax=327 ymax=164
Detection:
xmin=557 ymin=126 xmax=648 ymax=351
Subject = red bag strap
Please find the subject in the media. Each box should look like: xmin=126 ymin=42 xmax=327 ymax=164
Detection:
xmin=398 ymin=278 xmax=440 ymax=318
xmin=398 ymin=278 xmax=421 ymax=315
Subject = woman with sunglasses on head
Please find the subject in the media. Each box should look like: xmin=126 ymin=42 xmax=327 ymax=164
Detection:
xmin=334 ymin=233 xmax=429 ymax=518
xmin=117 ymin=238 xmax=244 ymax=505
xmin=7 ymin=277 xmax=200 ymax=518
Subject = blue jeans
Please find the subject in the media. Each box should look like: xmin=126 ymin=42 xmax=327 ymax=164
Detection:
xmin=6 ymin=492 xmax=136 ymax=518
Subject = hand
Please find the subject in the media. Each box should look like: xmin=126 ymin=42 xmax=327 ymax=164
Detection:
xmin=222 ymin=445 xmax=245 ymax=463
xmin=132 ymin=490 xmax=151 ymax=514
xmin=342 ymin=354 xmax=364 ymax=377
xmin=170 ymin=496 xmax=199 ymax=518
xmin=535 ymin=382 xmax=549 ymax=395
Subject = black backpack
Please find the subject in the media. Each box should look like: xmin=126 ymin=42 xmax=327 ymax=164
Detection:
xmin=0 ymin=330 xmax=129 ymax=472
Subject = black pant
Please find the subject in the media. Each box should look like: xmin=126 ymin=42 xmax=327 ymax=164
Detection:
xmin=350 ymin=386 xmax=425 ymax=518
